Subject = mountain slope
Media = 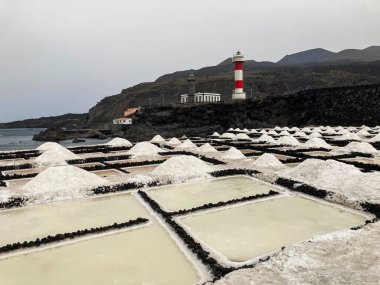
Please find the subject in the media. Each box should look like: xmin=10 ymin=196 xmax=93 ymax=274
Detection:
xmin=277 ymin=48 xmax=334 ymax=65
xmin=323 ymin=46 xmax=380 ymax=63
xmin=86 ymin=62 xmax=380 ymax=125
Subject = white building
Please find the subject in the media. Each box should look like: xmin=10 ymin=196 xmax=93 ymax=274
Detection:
xmin=113 ymin=117 xmax=132 ymax=125
xmin=181 ymin=92 xmax=221 ymax=103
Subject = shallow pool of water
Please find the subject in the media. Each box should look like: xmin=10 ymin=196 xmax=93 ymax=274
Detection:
xmin=180 ymin=195 xmax=366 ymax=262
xmin=0 ymin=193 xmax=149 ymax=247
xmin=0 ymin=224 xmax=200 ymax=285
xmin=148 ymin=176 xmax=277 ymax=211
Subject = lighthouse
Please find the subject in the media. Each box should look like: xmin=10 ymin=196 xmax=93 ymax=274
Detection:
xmin=232 ymin=51 xmax=246 ymax=100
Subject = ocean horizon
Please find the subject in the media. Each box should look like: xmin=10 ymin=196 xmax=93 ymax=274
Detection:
xmin=0 ymin=128 xmax=111 ymax=151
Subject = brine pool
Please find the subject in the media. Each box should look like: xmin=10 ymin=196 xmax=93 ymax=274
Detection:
xmin=180 ymin=195 xmax=367 ymax=263
xmin=148 ymin=176 xmax=278 ymax=211
xmin=0 ymin=224 xmax=200 ymax=285
xmin=0 ymin=176 xmax=370 ymax=283
xmin=0 ymin=193 xmax=149 ymax=247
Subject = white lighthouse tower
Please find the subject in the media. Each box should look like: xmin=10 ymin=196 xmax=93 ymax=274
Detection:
xmin=232 ymin=51 xmax=246 ymax=100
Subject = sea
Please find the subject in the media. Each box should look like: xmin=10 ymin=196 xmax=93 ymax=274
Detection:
xmin=0 ymin=128 xmax=111 ymax=151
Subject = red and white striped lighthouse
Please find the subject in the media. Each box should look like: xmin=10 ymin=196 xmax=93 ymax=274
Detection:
xmin=232 ymin=51 xmax=246 ymax=100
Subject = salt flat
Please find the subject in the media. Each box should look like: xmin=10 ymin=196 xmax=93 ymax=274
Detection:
xmin=181 ymin=196 xmax=366 ymax=262
xmin=0 ymin=193 xmax=149 ymax=247
xmin=0 ymin=224 xmax=200 ymax=285
xmin=148 ymin=176 xmax=277 ymax=211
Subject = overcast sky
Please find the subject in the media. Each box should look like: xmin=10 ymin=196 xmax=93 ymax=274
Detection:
xmin=0 ymin=0 xmax=379 ymax=122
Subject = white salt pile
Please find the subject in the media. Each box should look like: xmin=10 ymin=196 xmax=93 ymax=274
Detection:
xmin=249 ymin=129 xmax=258 ymax=134
xmin=312 ymin=127 xmax=323 ymax=132
xmin=23 ymin=165 xmax=107 ymax=203
xmin=280 ymin=159 xmax=380 ymax=203
xmin=236 ymin=133 xmax=251 ymax=140
xmin=274 ymin=126 xmax=282 ymax=131
xmin=106 ymin=137 xmax=133 ymax=147
xmin=361 ymin=125 xmax=371 ymax=131
xmin=242 ymin=128 xmax=249 ymax=133
xmin=227 ymin=128 xmax=234 ymax=131
xmin=152 ymin=155 xmax=212 ymax=182
xmin=198 ymin=143 xmax=218 ymax=153
xmin=290 ymin=127 xmax=299 ymax=131
xmin=335 ymin=132 xmax=361 ymax=141
xmin=36 ymin=142 xmax=63 ymax=151
xmin=220 ymin=132 xmax=236 ymax=139
xmin=211 ymin=132 xmax=220 ymax=137
xmin=256 ymin=134 xmax=275 ymax=143
xmin=309 ymin=132 xmax=322 ymax=138
xmin=299 ymin=138 xmax=333 ymax=149
xmin=276 ymin=136 xmax=300 ymax=146
xmin=34 ymin=145 xmax=79 ymax=167
xmin=356 ymin=129 xmax=371 ymax=137
xmin=150 ymin=134 xmax=165 ymax=143
xmin=369 ymin=133 xmax=380 ymax=142
xmin=128 ymin=142 xmax=163 ymax=157
xmin=279 ymin=130 xmax=290 ymax=136
xmin=282 ymin=127 xmax=290 ymax=131
xmin=337 ymin=129 xmax=350 ymax=135
xmin=251 ymin=153 xmax=284 ymax=170
xmin=267 ymin=130 xmax=278 ymax=135
xmin=175 ymin=139 xmax=197 ymax=149
xmin=347 ymin=126 xmax=358 ymax=132
xmin=322 ymin=127 xmax=336 ymax=135
xmin=344 ymin=142 xmax=377 ymax=154
xmin=222 ymin=147 xmax=246 ymax=160
xmin=167 ymin=137 xmax=181 ymax=145
xmin=301 ymin=127 xmax=312 ymax=133
xmin=294 ymin=131 xmax=309 ymax=138
xmin=235 ymin=128 xmax=242 ymax=132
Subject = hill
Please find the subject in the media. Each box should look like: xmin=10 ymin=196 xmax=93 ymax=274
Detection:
xmin=86 ymin=61 xmax=380 ymax=125
xmin=124 ymin=84 xmax=380 ymax=141
xmin=0 ymin=113 xmax=87 ymax=129
xmin=277 ymin=48 xmax=334 ymax=65
xmin=323 ymin=46 xmax=380 ymax=63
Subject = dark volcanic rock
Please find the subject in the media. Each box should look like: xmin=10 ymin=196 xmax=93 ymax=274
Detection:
xmin=125 ymin=84 xmax=380 ymax=141
xmin=33 ymin=128 xmax=107 ymax=142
